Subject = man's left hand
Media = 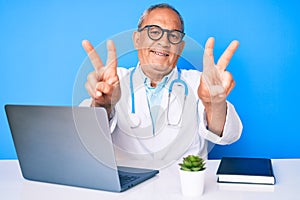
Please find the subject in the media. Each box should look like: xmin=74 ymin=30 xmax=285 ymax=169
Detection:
xmin=198 ymin=37 xmax=239 ymax=135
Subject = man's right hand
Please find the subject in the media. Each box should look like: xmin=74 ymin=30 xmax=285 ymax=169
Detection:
xmin=82 ymin=40 xmax=121 ymax=115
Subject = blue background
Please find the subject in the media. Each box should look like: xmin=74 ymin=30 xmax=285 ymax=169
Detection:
xmin=1 ymin=0 xmax=299 ymax=159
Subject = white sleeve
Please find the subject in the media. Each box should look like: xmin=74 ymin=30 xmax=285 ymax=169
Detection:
xmin=79 ymin=98 xmax=117 ymax=133
xmin=197 ymin=99 xmax=243 ymax=145
xmin=108 ymin=108 xmax=118 ymax=134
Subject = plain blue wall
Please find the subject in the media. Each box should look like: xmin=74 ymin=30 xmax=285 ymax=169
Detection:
xmin=1 ymin=0 xmax=299 ymax=159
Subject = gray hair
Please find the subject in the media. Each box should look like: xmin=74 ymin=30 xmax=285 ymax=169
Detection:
xmin=137 ymin=3 xmax=184 ymax=32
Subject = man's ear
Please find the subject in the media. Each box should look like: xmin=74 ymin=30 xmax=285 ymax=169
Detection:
xmin=132 ymin=31 xmax=140 ymax=49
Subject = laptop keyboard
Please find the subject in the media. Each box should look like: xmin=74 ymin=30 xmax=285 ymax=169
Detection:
xmin=119 ymin=174 xmax=140 ymax=186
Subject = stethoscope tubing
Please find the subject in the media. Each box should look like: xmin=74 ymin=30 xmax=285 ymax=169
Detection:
xmin=130 ymin=66 xmax=188 ymax=113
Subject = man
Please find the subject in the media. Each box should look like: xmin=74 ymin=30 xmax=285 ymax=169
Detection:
xmin=81 ymin=4 xmax=242 ymax=168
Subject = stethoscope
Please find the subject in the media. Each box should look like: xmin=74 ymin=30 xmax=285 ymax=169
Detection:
xmin=129 ymin=65 xmax=189 ymax=128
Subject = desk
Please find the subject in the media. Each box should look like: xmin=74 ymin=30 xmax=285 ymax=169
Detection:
xmin=1 ymin=159 xmax=300 ymax=200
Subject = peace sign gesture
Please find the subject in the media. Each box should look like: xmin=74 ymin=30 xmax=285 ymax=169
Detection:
xmin=82 ymin=40 xmax=121 ymax=115
xmin=198 ymin=37 xmax=239 ymax=135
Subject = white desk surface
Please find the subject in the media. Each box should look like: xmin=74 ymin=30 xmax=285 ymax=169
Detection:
xmin=1 ymin=159 xmax=300 ymax=200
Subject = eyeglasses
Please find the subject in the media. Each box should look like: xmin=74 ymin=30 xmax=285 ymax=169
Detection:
xmin=138 ymin=25 xmax=185 ymax=45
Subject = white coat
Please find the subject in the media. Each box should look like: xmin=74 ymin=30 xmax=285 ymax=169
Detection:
xmin=81 ymin=65 xmax=243 ymax=169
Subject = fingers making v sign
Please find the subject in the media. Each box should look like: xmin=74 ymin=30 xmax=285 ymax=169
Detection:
xmin=82 ymin=40 xmax=121 ymax=115
xmin=198 ymin=37 xmax=239 ymax=105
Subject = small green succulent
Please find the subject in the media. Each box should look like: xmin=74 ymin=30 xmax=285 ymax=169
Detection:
xmin=179 ymin=155 xmax=206 ymax=172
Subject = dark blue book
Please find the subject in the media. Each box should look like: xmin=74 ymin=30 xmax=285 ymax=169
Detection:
xmin=216 ymin=157 xmax=275 ymax=185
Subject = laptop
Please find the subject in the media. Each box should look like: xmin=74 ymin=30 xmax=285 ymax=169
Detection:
xmin=5 ymin=104 xmax=159 ymax=192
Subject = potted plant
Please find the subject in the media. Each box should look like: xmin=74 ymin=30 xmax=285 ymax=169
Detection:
xmin=178 ymin=155 xmax=206 ymax=196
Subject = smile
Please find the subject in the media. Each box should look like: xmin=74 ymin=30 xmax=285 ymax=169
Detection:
xmin=150 ymin=50 xmax=169 ymax=57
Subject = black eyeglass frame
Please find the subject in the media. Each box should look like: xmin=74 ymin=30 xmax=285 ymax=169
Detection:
xmin=138 ymin=25 xmax=185 ymax=45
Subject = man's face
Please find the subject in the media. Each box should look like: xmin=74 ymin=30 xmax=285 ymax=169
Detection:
xmin=133 ymin=8 xmax=185 ymax=78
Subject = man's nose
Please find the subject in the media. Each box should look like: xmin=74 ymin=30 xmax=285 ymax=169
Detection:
xmin=158 ymin=31 xmax=171 ymax=47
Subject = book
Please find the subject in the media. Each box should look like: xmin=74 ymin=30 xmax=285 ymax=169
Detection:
xmin=216 ymin=157 xmax=275 ymax=185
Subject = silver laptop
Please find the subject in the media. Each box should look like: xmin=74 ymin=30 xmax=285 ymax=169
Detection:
xmin=5 ymin=105 xmax=159 ymax=192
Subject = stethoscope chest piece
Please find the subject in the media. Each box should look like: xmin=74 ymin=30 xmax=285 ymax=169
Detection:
xmin=129 ymin=113 xmax=141 ymax=128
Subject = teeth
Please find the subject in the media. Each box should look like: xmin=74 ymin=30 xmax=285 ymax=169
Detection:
xmin=156 ymin=52 xmax=165 ymax=56
xmin=152 ymin=50 xmax=168 ymax=56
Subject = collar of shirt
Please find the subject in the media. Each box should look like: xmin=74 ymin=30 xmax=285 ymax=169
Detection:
xmin=137 ymin=65 xmax=175 ymax=93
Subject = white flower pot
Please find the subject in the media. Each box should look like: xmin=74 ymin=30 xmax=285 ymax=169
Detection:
xmin=179 ymin=169 xmax=205 ymax=196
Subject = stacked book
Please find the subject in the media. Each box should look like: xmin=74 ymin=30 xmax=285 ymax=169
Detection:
xmin=216 ymin=157 xmax=276 ymax=185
